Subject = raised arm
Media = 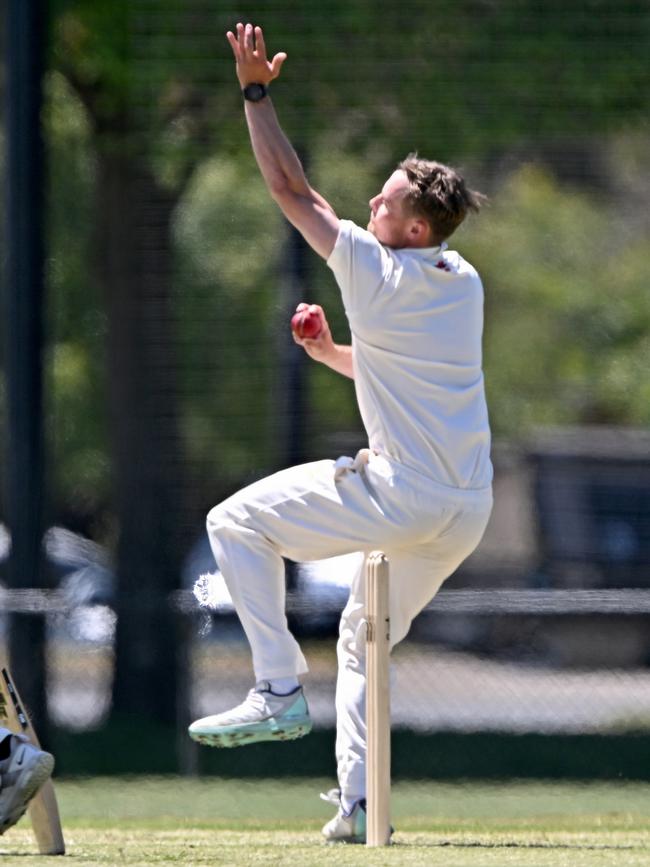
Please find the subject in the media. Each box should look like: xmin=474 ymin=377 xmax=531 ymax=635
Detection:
xmin=226 ymin=23 xmax=340 ymax=260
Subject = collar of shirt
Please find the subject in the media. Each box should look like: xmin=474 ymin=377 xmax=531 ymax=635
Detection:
xmin=398 ymin=241 xmax=448 ymax=261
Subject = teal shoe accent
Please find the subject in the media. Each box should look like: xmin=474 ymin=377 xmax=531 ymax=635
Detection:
xmin=189 ymin=686 xmax=312 ymax=748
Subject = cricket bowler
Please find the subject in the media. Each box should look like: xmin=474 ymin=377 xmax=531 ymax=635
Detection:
xmin=189 ymin=22 xmax=493 ymax=844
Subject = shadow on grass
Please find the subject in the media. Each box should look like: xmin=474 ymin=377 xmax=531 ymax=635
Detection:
xmin=408 ymin=840 xmax=645 ymax=851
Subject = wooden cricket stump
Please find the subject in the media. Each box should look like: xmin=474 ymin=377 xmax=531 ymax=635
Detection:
xmin=0 ymin=663 xmax=65 ymax=855
xmin=365 ymin=551 xmax=391 ymax=846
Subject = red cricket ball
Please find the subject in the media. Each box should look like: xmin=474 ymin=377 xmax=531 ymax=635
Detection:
xmin=291 ymin=308 xmax=323 ymax=339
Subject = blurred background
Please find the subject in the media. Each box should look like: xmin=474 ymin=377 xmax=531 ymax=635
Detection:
xmin=1 ymin=0 xmax=649 ymax=781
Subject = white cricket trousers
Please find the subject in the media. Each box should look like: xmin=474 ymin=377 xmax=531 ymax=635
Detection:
xmin=206 ymin=449 xmax=492 ymax=803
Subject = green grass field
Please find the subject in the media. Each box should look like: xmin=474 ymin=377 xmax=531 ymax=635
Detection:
xmin=1 ymin=778 xmax=649 ymax=866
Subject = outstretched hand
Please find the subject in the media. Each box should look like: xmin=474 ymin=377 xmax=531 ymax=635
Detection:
xmin=226 ymin=23 xmax=287 ymax=88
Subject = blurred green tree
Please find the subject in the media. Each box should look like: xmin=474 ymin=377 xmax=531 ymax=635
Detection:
xmin=49 ymin=0 xmax=229 ymax=728
xmin=464 ymin=164 xmax=650 ymax=433
xmin=46 ymin=71 xmax=107 ymax=522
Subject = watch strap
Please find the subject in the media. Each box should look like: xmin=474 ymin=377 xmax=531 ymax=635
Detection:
xmin=242 ymin=83 xmax=268 ymax=102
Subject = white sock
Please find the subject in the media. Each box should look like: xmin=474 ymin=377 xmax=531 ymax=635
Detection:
xmin=266 ymin=677 xmax=299 ymax=695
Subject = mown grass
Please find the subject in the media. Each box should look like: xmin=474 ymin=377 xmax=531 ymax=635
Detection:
xmin=1 ymin=778 xmax=649 ymax=866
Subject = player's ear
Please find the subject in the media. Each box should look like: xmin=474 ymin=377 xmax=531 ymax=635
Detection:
xmin=409 ymin=218 xmax=429 ymax=241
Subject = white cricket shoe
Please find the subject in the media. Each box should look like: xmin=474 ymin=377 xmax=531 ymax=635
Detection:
xmin=0 ymin=732 xmax=55 ymax=834
xmin=188 ymin=683 xmax=312 ymax=748
xmin=320 ymin=788 xmax=367 ymax=844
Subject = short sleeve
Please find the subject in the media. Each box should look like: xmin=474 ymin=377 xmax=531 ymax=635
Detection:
xmin=326 ymin=220 xmax=397 ymax=317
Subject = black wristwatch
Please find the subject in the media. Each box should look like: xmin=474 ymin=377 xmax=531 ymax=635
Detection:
xmin=242 ymin=83 xmax=268 ymax=102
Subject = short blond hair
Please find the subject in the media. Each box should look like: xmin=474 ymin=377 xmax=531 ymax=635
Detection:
xmin=398 ymin=154 xmax=485 ymax=241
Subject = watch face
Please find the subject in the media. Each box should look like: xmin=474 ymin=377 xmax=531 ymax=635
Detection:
xmin=244 ymin=83 xmax=266 ymax=102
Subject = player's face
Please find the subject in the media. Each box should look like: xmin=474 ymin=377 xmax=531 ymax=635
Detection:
xmin=367 ymin=170 xmax=412 ymax=248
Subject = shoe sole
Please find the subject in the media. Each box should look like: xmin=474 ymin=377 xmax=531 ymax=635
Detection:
xmin=0 ymin=752 xmax=55 ymax=834
xmin=323 ymin=830 xmax=394 ymax=845
xmin=323 ymin=833 xmax=394 ymax=845
xmin=189 ymin=719 xmax=312 ymax=748
xmin=323 ymin=836 xmax=366 ymax=844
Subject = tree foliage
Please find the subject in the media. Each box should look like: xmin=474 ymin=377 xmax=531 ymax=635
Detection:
xmin=42 ymin=0 xmax=650 ymax=518
xmin=464 ymin=160 xmax=650 ymax=433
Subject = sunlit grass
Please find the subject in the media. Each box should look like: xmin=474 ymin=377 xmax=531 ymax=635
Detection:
xmin=1 ymin=778 xmax=648 ymax=866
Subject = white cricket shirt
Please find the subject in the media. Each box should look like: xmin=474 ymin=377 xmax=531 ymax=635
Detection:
xmin=327 ymin=219 xmax=492 ymax=490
